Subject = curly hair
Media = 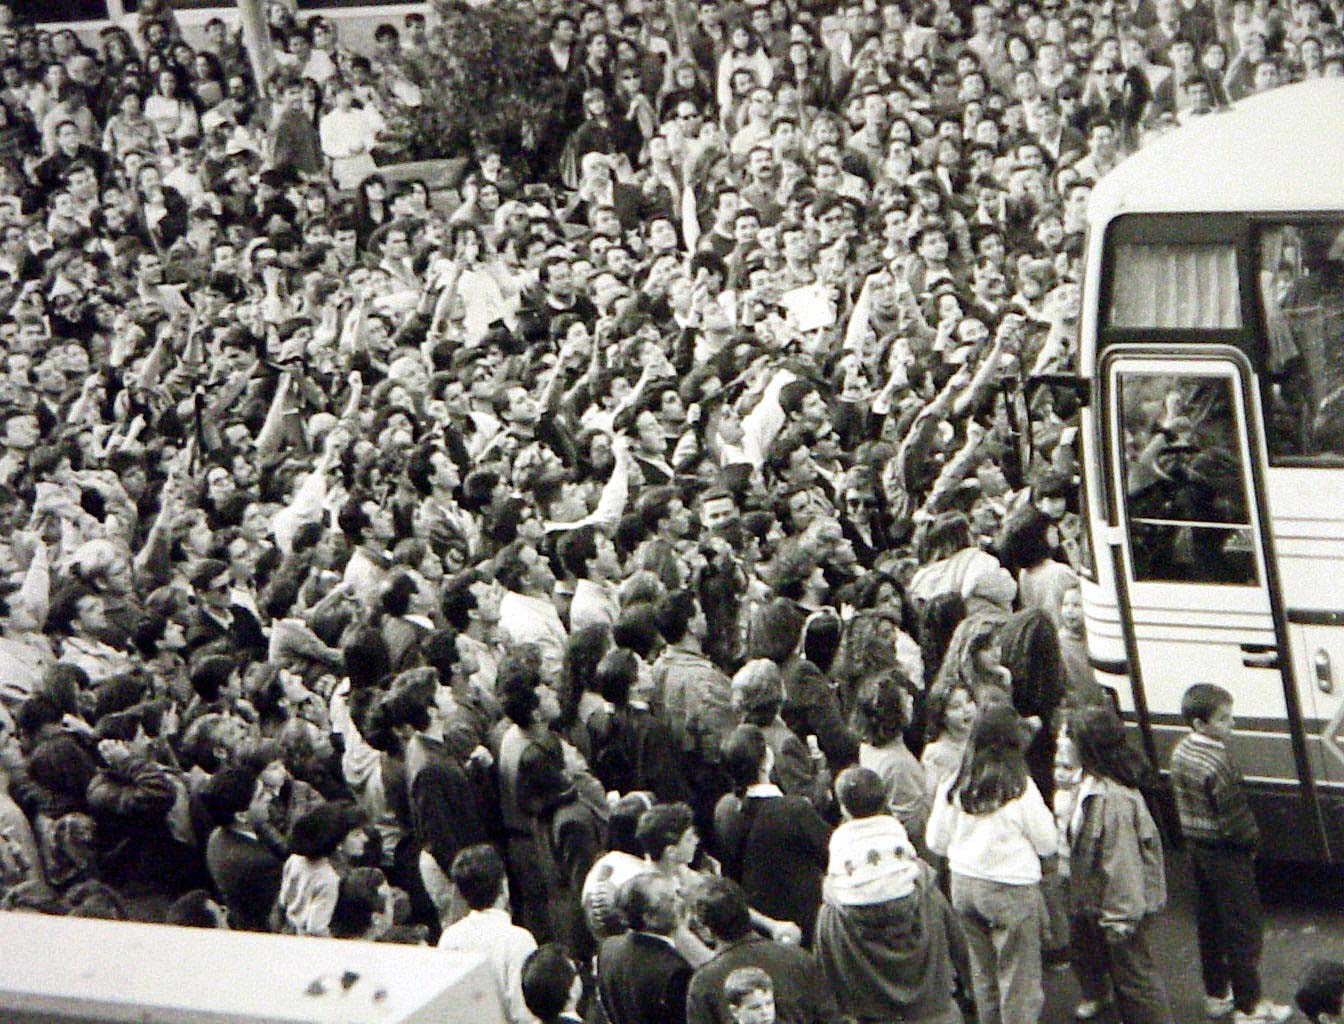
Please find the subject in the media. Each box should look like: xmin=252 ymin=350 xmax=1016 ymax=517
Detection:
xmin=852 ymin=670 xmax=913 ymax=747
xmin=635 ymin=802 xmax=694 ymax=862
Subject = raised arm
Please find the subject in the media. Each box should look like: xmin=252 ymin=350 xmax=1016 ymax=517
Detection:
xmin=951 ymin=315 xmax=1020 ymax=420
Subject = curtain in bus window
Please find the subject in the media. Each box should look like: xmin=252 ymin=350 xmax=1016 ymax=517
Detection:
xmin=1110 ymin=243 xmax=1241 ymax=329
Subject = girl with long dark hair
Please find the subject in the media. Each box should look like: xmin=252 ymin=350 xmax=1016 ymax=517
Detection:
xmin=998 ymin=607 xmax=1066 ymax=803
xmin=144 ymin=66 xmax=200 ymax=144
xmin=353 ymin=174 xmax=390 ymax=250
xmin=927 ymin=702 xmax=1056 ymax=1024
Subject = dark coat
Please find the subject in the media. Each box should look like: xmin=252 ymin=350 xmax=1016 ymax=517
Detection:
xmin=404 ymin=734 xmax=488 ymax=877
xmin=687 ymin=934 xmax=843 ymax=1024
xmin=738 ymin=792 xmax=831 ymax=942
xmin=598 ymin=930 xmax=693 ymax=1024
xmin=814 ymin=863 xmax=969 ymax=1024
xmin=86 ymin=756 xmax=203 ymax=897
xmin=781 ymin=658 xmax=860 ymax=772
xmin=590 ymin=705 xmax=693 ymax=806
xmin=184 ymin=603 xmax=267 ymax=663
xmin=205 ymin=824 xmax=284 ymax=932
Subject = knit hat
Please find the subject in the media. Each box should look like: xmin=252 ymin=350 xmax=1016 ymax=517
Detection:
xmin=823 ymin=816 xmax=921 ymax=907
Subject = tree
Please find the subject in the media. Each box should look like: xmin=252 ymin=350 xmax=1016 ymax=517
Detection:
xmin=379 ymin=0 xmax=567 ymax=175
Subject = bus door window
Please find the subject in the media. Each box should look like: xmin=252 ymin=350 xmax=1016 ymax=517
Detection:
xmin=1259 ymin=220 xmax=1344 ymax=464
xmin=1118 ymin=372 xmax=1257 ymax=585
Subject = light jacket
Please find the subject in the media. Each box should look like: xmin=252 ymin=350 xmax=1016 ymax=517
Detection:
xmin=1067 ymin=775 xmax=1166 ymax=928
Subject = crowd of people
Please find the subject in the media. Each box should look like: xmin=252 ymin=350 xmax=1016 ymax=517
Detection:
xmin=0 ymin=0 xmax=1341 ymax=1021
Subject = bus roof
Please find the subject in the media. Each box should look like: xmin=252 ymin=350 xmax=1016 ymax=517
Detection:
xmin=1088 ymin=80 xmax=1344 ymax=223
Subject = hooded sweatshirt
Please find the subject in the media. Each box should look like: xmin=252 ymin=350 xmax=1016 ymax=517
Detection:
xmin=815 ymin=861 xmax=968 ymax=1024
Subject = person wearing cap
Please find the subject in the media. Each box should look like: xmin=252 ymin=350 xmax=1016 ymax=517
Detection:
xmin=815 ymin=765 xmax=969 ymax=1024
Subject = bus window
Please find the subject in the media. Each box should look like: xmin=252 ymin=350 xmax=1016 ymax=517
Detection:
xmin=1258 ymin=220 xmax=1344 ymax=464
xmin=17 ymin=0 xmax=110 ymax=17
xmin=1109 ymin=242 xmax=1241 ymax=329
xmin=1118 ymin=372 xmax=1257 ymax=585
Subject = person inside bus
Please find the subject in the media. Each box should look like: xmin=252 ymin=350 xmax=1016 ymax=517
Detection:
xmin=1276 ymin=222 xmax=1344 ymax=457
xmin=1124 ymin=382 xmax=1251 ymax=584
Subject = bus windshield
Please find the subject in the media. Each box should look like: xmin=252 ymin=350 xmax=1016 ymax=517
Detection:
xmin=1259 ymin=219 xmax=1344 ymax=465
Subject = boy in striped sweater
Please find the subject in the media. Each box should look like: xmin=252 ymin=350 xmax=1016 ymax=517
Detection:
xmin=1169 ymin=683 xmax=1291 ymax=1024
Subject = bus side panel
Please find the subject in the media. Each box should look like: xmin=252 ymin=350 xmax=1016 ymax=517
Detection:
xmin=1242 ymin=782 xmax=1329 ymax=863
xmin=1266 ymin=470 xmax=1344 ymax=609
xmin=1264 ymin=469 xmax=1344 ymax=859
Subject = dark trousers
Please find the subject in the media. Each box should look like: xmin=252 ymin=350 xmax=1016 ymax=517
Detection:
xmin=388 ymin=837 xmax=439 ymax=941
xmin=505 ymin=831 xmax=553 ymax=942
xmin=1070 ymin=914 xmax=1174 ymax=1024
xmin=1188 ymin=845 xmax=1263 ymax=1013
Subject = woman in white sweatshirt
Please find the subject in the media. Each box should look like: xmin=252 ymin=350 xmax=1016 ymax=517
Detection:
xmin=926 ymin=702 xmax=1057 ymax=1024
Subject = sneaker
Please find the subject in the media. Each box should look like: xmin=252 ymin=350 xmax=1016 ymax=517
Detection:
xmin=1076 ymin=998 xmax=1112 ymax=1020
xmin=1205 ymin=993 xmax=1235 ymax=1017
xmin=1231 ymin=1001 xmax=1294 ymax=1024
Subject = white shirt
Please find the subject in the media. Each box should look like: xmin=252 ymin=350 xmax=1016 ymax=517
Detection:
xmin=458 ymin=266 xmax=518 ymax=344
xmin=581 ymin=849 xmax=647 ymax=907
xmin=301 ymin=49 xmax=339 ymax=84
xmin=569 ymin=578 xmax=619 ymax=632
xmin=319 ymin=105 xmax=383 ymax=160
xmin=925 ymin=775 xmax=1058 ymax=885
xmin=343 ymin=547 xmax=388 ymax=600
xmin=438 ymin=907 xmax=538 ymax=1024
xmin=740 ymin=368 xmax=798 ymax=469
xmin=498 ymin=590 xmax=567 ymax=682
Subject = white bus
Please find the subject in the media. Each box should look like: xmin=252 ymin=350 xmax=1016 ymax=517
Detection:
xmin=1075 ymin=79 xmax=1344 ymax=862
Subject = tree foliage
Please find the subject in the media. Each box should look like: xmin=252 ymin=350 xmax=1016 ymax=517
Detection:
xmin=379 ymin=0 xmax=565 ymax=170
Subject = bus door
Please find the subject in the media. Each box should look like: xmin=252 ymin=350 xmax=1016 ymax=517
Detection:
xmin=1104 ymin=348 xmax=1324 ymax=861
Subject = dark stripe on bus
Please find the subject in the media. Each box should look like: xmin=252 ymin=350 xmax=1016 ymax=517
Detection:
xmin=1286 ymin=609 xmax=1344 ymax=627
xmin=1134 ymin=711 xmax=1297 ymax=735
